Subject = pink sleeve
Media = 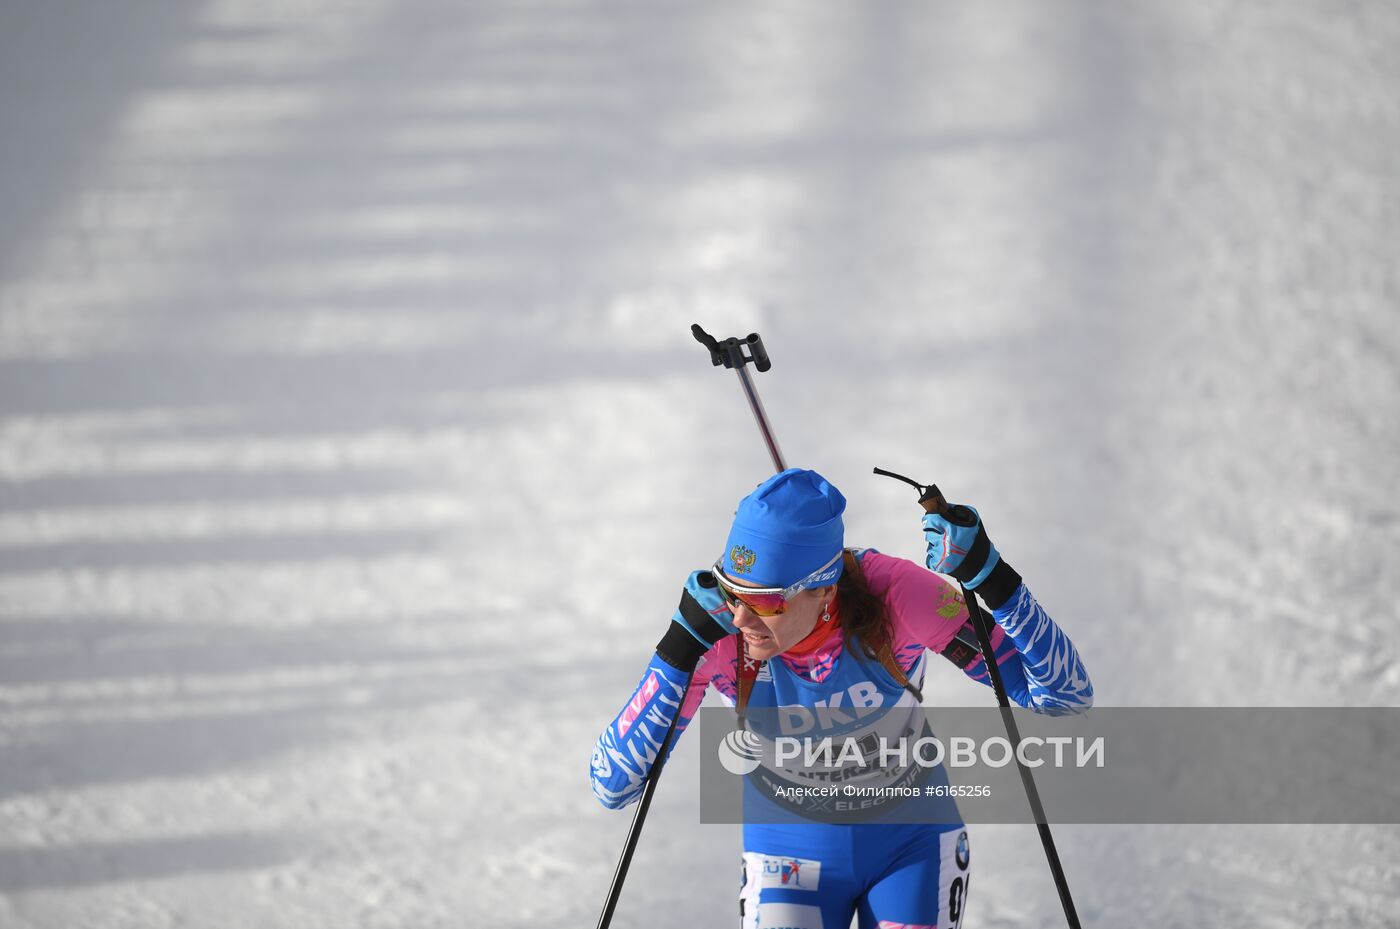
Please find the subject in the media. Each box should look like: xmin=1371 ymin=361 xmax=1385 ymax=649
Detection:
xmin=679 ymin=634 xmax=739 ymax=721
xmin=861 ymin=550 xmax=970 ymax=654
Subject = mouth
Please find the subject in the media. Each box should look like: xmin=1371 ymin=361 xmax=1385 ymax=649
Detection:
xmin=743 ymin=631 xmax=773 ymax=646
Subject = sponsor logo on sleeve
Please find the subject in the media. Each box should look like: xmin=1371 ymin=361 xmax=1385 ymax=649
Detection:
xmin=616 ymin=672 xmax=660 ymax=737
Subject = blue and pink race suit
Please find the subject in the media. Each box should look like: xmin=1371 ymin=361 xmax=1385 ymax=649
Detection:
xmin=591 ymin=549 xmax=1093 ymax=929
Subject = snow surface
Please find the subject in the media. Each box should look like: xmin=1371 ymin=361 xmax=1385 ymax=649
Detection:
xmin=2 ymin=1 xmax=1398 ymax=927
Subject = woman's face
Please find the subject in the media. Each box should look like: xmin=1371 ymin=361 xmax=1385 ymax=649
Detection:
xmin=727 ymin=584 xmax=832 ymax=660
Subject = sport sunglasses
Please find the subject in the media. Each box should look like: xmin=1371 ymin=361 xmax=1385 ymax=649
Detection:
xmin=711 ymin=550 xmax=844 ymax=617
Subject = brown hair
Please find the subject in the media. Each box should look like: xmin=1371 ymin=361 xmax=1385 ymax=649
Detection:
xmin=834 ymin=549 xmax=891 ymax=664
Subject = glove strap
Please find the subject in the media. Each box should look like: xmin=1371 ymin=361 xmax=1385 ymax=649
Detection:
xmin=974 ymin=560 xmax=1022 ymax=611
xmin=947 ymin=523 xmax=994 ymax=585
xmin=656 ymin=620 xmax=708 ymax=671
xmin=679 ymin=586 xmax=733 ymax=643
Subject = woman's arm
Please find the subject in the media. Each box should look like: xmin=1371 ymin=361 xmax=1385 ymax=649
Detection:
xmin=951 ymin=582 xmax=1094 ymax=714
xmin=921 ymin=495 xmax=1095 ymax=714
xmin=589 ymin=571 xmax=737 ymax=809
xmin=874 ymin=551 xmax=1092 ymax=713
xmin=589 ymin=649 xmax=718 ymax=809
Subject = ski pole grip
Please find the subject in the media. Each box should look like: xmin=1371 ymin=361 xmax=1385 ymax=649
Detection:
xmin=918 ymin=485 xmax=947 ymax=516
xmin=691 ymin=324 xmax=772 ymax=372
xmin=745 ymin=333 xmax=772 ymax=372
xmin=691 ymin=323 xmax=721 ymax=361
xmin=872 ymin=468 xmax=972 ymax=522
xmin=918 ymin=484 xmax=977 ymax=527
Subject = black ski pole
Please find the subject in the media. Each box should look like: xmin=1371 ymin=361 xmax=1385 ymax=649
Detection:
xmin=594 ymin=325 xmax=783 ymax=929
xmin=873 ymin=467 xmax=1083 ymax=929
xmin=594 ymin=683 xmax=690 ymax=929
xmin=962 ymin=582 xmax=1083 ymax=929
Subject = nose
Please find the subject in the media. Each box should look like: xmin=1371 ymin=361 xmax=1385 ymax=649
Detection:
xmin=730 ymin=603 xmax=763 ymax=631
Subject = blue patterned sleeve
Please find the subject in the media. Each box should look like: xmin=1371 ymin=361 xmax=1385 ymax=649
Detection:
xmin=590 ymin=653 xmax=704 ymax=810
xmin=960 ymin=583 xmax=1094 ymax=715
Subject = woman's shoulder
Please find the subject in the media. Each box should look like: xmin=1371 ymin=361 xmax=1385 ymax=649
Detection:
xmin=856 ymin=547 xmax=966 ymax=653
xmin=855 ymin=547 xmax=946 ymax=592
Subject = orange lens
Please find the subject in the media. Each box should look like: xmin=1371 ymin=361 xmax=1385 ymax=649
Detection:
xmin=716 ymin=579 xmax=788 ymax=617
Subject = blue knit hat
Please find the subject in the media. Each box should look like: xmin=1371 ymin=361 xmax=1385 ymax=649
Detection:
xmin=721 ymin=468 xmax=846 ymax=590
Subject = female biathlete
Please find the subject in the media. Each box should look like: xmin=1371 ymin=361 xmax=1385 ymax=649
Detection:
xmin=591 ymin=468 xmax=1093 ymax=929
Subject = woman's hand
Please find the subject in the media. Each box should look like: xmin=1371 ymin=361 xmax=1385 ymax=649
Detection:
xmin=922 ymin=503 xmax=1022 ymax=610
xmin=655 ymin=570 xmax=738 ymax=671
xmin=676 ymin=570 xmax=738 ymax=644
xmin=922 ymin=504 xmax=998 ymax=584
